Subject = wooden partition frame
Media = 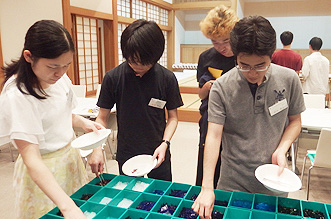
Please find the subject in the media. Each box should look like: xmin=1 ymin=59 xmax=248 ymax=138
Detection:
xmin=0 ymin=33 xmax=4 ymax=88
xmin=62 ymin=0 xmax=75 ymax=83
xmin=62 ymin=0 xmax=174 ymax=83
xmin=62 ymin=0 xmax=116 ymax=84
xmin=180 ymin=44 xmax=213 ymax=63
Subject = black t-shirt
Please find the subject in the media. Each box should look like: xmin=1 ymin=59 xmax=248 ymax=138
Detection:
xmin=197 ymin=47 xmax=235 ymax=147
xmin=197 ymin=47 xmax=235 ymax=112
xmin=97 ymin=62 xmax=183 ymax=161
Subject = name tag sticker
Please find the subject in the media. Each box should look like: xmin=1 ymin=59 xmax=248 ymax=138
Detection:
xmin=148 ymin=98 xmax=166 ymax=109
xmin=269 ymin=99 xmax=288 ymax=116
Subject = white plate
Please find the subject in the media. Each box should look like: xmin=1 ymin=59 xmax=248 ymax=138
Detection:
xmin=71 ymin=129 xmax=111 ymax=150
xmin=255 ymin=164 xmax=302 ymax=193
xmin=122 ymin=155 xmax=157 ymax=177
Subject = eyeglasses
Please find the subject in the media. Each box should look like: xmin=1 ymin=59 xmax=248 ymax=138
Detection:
xmin=212 ymin=40 xmax=230 ymax=47
xmin=236 ymin=64 xmax=270 ymax=72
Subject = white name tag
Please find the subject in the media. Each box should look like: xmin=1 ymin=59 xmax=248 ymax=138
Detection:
xmin=148 ymin=98 xmax=166 ymax=109
xmin=268 ymin=99 xmax=288 ymax=116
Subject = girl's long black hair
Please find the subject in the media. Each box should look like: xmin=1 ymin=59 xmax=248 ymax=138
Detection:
xmin=2 ymin=20 xmax=75 ymax=99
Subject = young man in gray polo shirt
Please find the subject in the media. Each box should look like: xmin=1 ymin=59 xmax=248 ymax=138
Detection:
xmin=192 ymin=16 xmax=305 ymax=219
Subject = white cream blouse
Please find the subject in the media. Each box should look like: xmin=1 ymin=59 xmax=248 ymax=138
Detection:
xmin=0 ymin=74 xmax=77 ymax=154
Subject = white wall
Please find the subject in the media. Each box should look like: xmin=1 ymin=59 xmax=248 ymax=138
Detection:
xmin=174 ymin=11 xmax=186 ymax=63
xmin=184 ymin=31 xmax=209 ymax=44
xmin=179 ymin=14 xmax=331 ymax=51
xmin=0 ymin=0 xmax=63 ymax=64
xmin=70 ymin=0 xmax=112 ymax=14
xmin=267 ymin=16 xmax=331 ymax=49
xmin=178 ymin=11 xmax=210 ymax=48
xmin=237 ymin=0 xmax=244 ymax=19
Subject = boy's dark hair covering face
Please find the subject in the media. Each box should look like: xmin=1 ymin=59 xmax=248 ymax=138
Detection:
xmin=230 ymin=16 xmax=276 ymax=58
xmin=121 ymin=19 xmax=165 ymax=66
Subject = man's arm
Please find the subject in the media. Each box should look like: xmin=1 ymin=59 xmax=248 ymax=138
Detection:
xmin=272 ymin=113 xmax=302 ymax=175
xmin=88 ymin=108 xmax=111 ymax=175
xmin=199 ymin=80 xmax=215 ymax=100
xmin=192 ymin=122 xmax=223 ymax=219
xmin=152 ymin=108 xmax=179 ymax=168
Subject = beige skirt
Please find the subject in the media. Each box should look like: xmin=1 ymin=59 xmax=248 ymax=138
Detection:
xmin=13 ymin=144 xmax=88 ymax=219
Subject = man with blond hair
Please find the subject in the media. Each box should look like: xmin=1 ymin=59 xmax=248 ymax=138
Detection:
xmin=195 ymin=5 xmax=239 ymax=187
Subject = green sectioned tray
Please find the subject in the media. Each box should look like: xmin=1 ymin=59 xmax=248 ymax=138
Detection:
xmin=70 ymin=184 xmax=102 ymax=201
xmin=41 ymin=173 xmax=331 ymax=219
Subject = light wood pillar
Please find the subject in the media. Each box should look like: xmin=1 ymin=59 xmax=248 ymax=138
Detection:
xmin=62 ymin=0 xmax=75 ymax=83
xmin=0 ymin=33 xmax=4 ymax=88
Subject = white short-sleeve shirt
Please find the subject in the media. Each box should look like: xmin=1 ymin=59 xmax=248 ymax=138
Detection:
xmin=0 ymin=74 xmax=77 ymax=154
xmin=302 ymin=52 xmax=330 ymax=94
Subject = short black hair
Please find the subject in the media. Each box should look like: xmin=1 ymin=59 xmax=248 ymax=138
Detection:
xmin=230 ymin=16 xmax=276 ymax=58
xmin=309 ymin=37 xmax=323 ymax=51
xmin=280 ymin=31 xmax=293 ymax=46
xmin=121 ymin=19 xmax=165 ymax=65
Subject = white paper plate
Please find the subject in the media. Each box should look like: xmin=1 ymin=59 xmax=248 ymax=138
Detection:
xmin=122 ymin=155 xmax=157 ymax=177
xmin=71 ymin=129 xmax=111 ymax=150
xmin=255 ymin=164 xmax=302 ymax=193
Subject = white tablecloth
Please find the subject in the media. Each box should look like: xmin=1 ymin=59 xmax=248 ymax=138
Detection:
xmin=301 ymin=108 xmax=331 ymax=131
xmin=72 ymin=97 xmax=116 ymax=118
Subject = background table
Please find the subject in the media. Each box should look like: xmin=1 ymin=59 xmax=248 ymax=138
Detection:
xmin=292 ymin=108 xmax=331 ymax=172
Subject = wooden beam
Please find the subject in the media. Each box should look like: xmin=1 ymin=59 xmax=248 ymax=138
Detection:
xmin=167 ymin=9 xmax=175 ymax=70
xmin=172 ymin=1 xmax=231 ymax=10
xmin=111 ymin=0 xmax=119 ymax=67
xmin=104 ymin=20 xmax=118 ymax=71
xmin=62 ymin=0 xmax=75 ymax=83
xmin=70 ymin=6 xmax=113 ymax=20
xmin=177 ymin=108 xmax=200 ymax=123
xmin=0 ymin=33 xmax=4 ymax=89
xmin=158 ymin=24 xmax=172 ymax=32
xmin=145 ymin=0 xmax=172 ymax=10
xmin=179 ymin=86 xmax=199 ymax=94
xmin=118 ymin=16 xmax=136 ymax=25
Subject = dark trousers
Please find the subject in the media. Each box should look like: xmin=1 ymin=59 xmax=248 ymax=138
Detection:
xmin=195 ymin=146 xmax=221 ymax=188
xmin=117 ymin=149 xmax=172 ymax=182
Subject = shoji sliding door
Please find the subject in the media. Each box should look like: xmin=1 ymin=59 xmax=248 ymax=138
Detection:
xmin=72 ymin=15 xmax=102 ymax=96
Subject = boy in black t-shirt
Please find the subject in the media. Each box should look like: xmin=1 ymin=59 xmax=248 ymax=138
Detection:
xmin=89 ymin=19 xmax=183 ymax=181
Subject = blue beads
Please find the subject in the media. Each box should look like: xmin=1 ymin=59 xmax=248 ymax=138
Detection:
xmin=178 ymin=207 xmax=198 ymax=219
xmin=254 ymin=202 xmax=275 ymax=212
xmin=232 ymin=200 xmax=252 ymax=209
xmin=136 ymin=200 xmax=156 ymax=211
xmin=153 ymin=189 xmax=164 ymax=195
xmin=169 ymin=189 xmax=187 ymax=198
xmin=157 ymin=203 xmax=177 ymax=215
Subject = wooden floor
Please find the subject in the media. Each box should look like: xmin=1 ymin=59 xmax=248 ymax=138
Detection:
xmin=1 ymin=122 xmax=331 ymax=218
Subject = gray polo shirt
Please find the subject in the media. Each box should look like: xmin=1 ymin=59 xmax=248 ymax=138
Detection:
xmin=208 ymin=63 xmax=305 ymax=195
